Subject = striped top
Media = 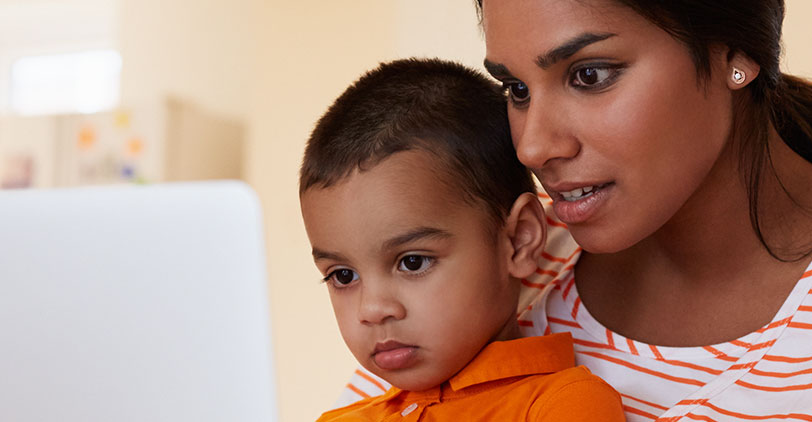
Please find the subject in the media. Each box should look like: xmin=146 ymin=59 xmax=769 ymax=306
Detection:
xmin=336 ymin=197 xmax=812 ymax=421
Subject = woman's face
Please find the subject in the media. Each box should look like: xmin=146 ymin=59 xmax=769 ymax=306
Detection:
xmin=482 ymin=0 xmax=736 ymax=253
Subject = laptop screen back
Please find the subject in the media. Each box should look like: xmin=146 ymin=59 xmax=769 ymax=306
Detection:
xmin=0 ymin=181 xmax=277 ymax=422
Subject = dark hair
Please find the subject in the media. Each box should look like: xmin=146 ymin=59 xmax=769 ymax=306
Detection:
xmin=299 ymin=58 xmax=536 ymax=226
xmin=475 ymin=0 xmax=812 ymax=260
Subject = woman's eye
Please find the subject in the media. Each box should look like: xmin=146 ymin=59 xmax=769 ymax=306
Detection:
xmin=571 ymin=66 xmax=616 ymax=88
xmin=505 ymin=81 xmax=530 ymax=104
xmin=398 ymin=255 xmax=433 ymax=273
xmin=324 ymin=268 xmax=359 ymax=287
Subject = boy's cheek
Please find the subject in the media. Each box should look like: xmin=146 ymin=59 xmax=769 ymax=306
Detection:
xmin=330 ymin=297 xmax=361 ymax=346
xmin=336 ymin=319 xmax=372 ymax=370
xmin=329 ymin=294 xmax=352 ymax=326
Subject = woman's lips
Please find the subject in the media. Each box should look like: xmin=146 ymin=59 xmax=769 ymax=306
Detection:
xmin=549 ymin=182 xmax=615 ymax=225
xmin=372 ymin=341 xmax=418 ymax=370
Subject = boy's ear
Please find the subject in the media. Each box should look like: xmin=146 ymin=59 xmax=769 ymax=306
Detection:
xmin=504 ymin=192 xmax=547 ymax=279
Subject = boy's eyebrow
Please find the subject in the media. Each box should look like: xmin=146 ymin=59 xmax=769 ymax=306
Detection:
xmin=310 ymin=228 xmax=451 ymax=261
xmin=483 ymin=31 xmax=616 ymax=77
xmin=382 ymin=227 xmax=453 ymax=251
xmin=312 ymin=248 xmax=345 ymax=262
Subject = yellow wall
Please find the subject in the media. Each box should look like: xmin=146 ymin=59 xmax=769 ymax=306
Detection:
xmin=117 ymin=2 xmax=811 ymax=421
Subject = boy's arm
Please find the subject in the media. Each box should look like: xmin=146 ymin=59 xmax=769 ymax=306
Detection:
xmin=333 ymin=367 xmax=390 ymax=409
xmin=530 ymin=378 xmax=626 ymax=421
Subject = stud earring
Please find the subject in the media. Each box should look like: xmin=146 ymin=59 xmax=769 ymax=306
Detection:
xmin=732 ymin=67 xmax=746 ymax=85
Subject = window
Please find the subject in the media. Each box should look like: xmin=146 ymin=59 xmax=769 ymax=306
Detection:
xmin=10 ymin=49 xmax=121 ymax=115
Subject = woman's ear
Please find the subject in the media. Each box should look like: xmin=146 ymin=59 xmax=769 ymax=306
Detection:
xmin=504 ymin=192 xmax=547 ymax=279
xmin=726 ymin=51 xmax=761 ymax=90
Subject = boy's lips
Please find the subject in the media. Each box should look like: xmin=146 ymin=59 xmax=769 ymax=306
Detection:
xmin=372 ymin=340 xmax=418 ymax=370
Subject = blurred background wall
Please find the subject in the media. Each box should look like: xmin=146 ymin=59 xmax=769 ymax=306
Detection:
xmin=0 ymin=1 xmax=809 ymax=421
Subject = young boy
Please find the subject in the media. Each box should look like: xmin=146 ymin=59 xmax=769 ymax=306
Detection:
xmin=299 ymin=58 xmax=624 ymax=421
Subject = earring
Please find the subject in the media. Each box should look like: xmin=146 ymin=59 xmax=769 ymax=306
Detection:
xmin=732 ymin=67 xmax=746 ymax=85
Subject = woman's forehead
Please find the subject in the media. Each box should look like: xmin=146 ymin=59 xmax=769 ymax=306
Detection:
xmin=481 ymin=0 xmax=653 ymax=64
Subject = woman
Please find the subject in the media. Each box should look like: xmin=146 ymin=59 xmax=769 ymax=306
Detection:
xmin=341 ymin=1 xmax=812 ymax=419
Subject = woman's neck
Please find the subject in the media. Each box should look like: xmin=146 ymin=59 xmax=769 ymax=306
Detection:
xmin=573 ymin=129 xmax=812 ymax=346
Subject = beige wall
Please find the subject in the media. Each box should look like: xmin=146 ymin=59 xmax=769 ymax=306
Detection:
xmin=118 ymin=0 xmax=263 ymax=120
xmin=784 ymin=0 xmax=812 ymax=78
xmin=117 ymin=1 xmax=811 ymax=421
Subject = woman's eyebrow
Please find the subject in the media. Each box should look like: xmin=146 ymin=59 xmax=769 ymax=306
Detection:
xmin=536 ymin=32 xmax=616 ymax=69
xmin=483 ymin=59 xmax=512 ymax=79
xmin=484 ymin=32 xmax=616 ymax=78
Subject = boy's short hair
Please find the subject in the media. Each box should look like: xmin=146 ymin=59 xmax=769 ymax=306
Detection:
xmin=299 ymin=58 xmax=536 ymax=225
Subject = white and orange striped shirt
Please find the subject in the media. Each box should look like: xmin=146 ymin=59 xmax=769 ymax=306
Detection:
xmin=336 ymin=198 xmax=812 ymax=421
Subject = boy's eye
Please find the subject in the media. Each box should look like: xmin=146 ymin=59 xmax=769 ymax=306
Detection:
xmin=398 ymin=255 xmax=433 ymax=273
xmin=324 ymin=268 xmax=359 ymax=286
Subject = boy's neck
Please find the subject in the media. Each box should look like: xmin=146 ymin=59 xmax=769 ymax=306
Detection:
xmin=490 ymin=315 xmax=522 ymax=343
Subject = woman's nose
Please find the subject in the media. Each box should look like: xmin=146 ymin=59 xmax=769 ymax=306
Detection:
xmin=511 ymin=98 xmax=580 ymax=169
xmin=357 ymin=283 xmax=406 ymax=325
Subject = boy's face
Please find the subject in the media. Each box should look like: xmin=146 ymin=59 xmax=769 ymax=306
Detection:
xmin=300 ymin=150 xmax=521 ymax=391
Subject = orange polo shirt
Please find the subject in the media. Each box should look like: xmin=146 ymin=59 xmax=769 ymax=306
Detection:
xmin=317 ymin=333 xmax=625 ymax=421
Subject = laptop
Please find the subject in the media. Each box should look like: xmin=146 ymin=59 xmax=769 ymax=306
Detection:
xmin=0 ymin=181 xmax=278 ymax=422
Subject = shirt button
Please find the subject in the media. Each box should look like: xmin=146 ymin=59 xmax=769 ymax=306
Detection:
xmin=401 ymin=403 xmax=418 ymax=416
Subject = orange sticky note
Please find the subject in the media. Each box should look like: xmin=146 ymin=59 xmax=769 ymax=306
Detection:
xmin=78 ymin=126 xmax=96 ymax=150
xmin=127 ymin=138 xmax=144 ymax=156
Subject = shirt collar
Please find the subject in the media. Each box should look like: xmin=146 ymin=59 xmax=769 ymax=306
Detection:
xmin=447 ymin=332 xmax=575 ymax=391
xmin=370 ymin=332 xmax=575 ymax=403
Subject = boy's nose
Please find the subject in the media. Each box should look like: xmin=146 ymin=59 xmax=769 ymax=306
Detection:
xmin=357 ymin=284 xmax=406 ymax=325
